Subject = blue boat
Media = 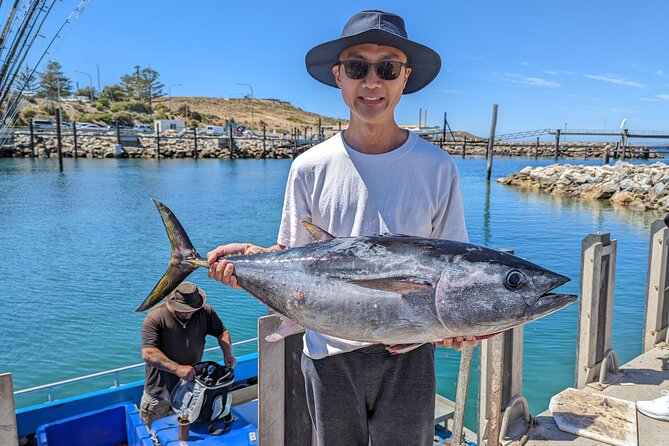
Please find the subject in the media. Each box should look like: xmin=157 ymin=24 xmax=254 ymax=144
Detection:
xmin=12 ymin=337 xmax=475 ymax=445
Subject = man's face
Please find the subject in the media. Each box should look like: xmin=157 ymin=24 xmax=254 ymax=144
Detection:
xmin=332 ymin=44 xmax=412 ymax=125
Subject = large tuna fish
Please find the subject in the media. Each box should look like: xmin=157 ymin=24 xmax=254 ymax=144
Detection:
xmin=137 ymin=200 xmax=577 ymax=351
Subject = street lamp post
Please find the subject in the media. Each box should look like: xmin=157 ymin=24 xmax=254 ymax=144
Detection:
xmin=86 ymin=60 xmax=100 ymax=93
xmin=236 ymin=82 xmax=254 ymax=131
xmin=75 ymin=70 xmax=94 ymax=102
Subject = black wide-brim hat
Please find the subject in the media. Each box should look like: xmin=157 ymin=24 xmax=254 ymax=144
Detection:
xmin=305 ymin=10 xmax=441 ymax=94
xmin=167 ymin=282 xmax=206 ymax=312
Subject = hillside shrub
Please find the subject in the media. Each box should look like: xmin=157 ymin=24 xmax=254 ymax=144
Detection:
xmin=111 ymin=111 xmax=135 ymax=127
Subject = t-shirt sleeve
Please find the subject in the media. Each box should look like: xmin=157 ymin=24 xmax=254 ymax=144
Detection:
xmin=141 ymin=313 xmax=162 ymax=349
xmin=277 ymin=163 xmax=312 ymax=248
xmin=432 ymin=167 xmax=469 ymax=243
xmin=206 ymin=307 xmax=226 ymax=338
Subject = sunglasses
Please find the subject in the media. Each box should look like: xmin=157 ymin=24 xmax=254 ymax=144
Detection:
xmin=337 ymin=60 xmax=408 ymax=81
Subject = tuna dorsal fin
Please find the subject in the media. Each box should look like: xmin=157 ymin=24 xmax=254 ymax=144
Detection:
xmin=300 ymin=220 xmax=335 ymax=242
xmin=349 ymin=278 xmax=433 ymax=296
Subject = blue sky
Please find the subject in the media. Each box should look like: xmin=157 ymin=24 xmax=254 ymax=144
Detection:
xmin=17 ymin=0 xmax=669 ymax=137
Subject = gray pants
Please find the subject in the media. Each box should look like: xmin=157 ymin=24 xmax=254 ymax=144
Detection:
xmin=301 ymin=344 xmax=436 ymax=446
xmin=139 ymin=391 xmax=174 ymax=427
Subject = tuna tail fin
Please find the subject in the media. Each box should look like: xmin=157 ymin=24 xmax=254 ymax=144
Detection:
xmin=135 ymin=199 xmax=205 ymax=312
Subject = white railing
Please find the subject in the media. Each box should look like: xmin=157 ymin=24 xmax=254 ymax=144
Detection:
xmin=14 ymin=338 xmax=258 ymax=402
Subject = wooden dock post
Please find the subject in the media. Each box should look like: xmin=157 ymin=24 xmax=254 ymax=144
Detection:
xmin=262 ymin=126 xmax=267 ymax=158
xmin=486 ymin=104 xmax=498 ymax=180
xmin=643 ymin=218 xmax=669 ymax=352
xmin=621 ymin=129 xmax=628 ymax=160
xmin=0 ymin=373 xmax=18 ymax=446
xmin=55 ymin=108 xmax=63 ymax=171
xmin=72 ymin=122 xmax=78 ymax=159
xmin=156 ymin=127 xmax=161 ymax=159
xmin=193 ymin=127 xmax=198 ymax=159
xmin=462 ymin=137 xmax=467 ymax=158
xmin=451 ymin=345 xmax=474 ymax=446
xmin=29 ymin=121 xmax=35 ymax=158
xmin=535 ymin=137 xmax=539 ymax=158
xmin=604 ymin=145 xmax=610 ymax=164
xmin=575 ymin=232 xmax=618 ymax=389
xmin=554 ymin=129 xmax=561 ymax=161
xmin=477 ymin=248 xmax=529 ymax=446
xmin=258 ymin=315 xmax=313 ymax=446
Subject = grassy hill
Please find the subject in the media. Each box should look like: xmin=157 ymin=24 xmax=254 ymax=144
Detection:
xmin=19 ymin=96 xmax=347 ymax=134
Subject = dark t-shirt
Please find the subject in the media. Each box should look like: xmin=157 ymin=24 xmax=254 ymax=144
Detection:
xmin=142 ymin=303 xmax=226 ymax=399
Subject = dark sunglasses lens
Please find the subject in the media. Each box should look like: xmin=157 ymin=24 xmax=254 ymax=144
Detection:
xmin=376 ymin=62 xmax=403 ymax=80
xmin=343 ymin=61 xmax=368 ymax=79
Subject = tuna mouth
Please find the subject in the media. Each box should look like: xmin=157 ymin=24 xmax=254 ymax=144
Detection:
xmin=526 ymin=292 xmax=578 ymax=318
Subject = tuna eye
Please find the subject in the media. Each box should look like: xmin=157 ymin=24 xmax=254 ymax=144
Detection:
xmin=505 ymin=271 xmax=525 ymax=289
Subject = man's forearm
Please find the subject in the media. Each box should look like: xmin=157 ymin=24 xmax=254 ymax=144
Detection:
xmin=218 ymin=330 xmax=233 ymax=360
xmin=142 ymin=347 xmax=180 ymax=374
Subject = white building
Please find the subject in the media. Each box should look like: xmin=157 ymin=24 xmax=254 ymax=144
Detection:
xmin=154 ymin=119 xmax=186 ymax=133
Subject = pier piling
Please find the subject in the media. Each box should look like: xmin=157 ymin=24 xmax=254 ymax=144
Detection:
xmin=193 ymin=127 xmax=198 ymax=159
xmin=258 ymin=315 xmax=312 ymax=446
xmin=73 ymin=122 xmax=78 ymax=159
xmin=29 ymin=121 xmax=34 ymax=158
xmin=643 ymin=218 xmax=669 ymax=352
xmin=55 ymin=108 xmax=63 ymax=171
xmin=575 ymin=232 xmax=618 ymax=389
xmin=486 ymin=104 xmax=498 ymax=181
xmin=0 ymin=373 xmax=18 ymax=446
xmin=554 ymin=129 xmax=560 ymax=161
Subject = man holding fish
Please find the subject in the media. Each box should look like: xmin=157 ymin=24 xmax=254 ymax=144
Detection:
xmin=208 ymin=10 xmax=475 ymax=445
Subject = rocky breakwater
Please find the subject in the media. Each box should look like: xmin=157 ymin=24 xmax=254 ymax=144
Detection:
xmin=498 ymin=162 xmax=669 ymax=211
xmin=4 ymin=131 xmax=304 ymax=159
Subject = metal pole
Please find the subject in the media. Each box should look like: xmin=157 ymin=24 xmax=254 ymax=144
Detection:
xmin=462 ymin=136 xmax=467 ymax=158
xmin=535 ymin=137 xmax=539 ymax=158
xmin=56 ymin=107 xmax=63 ymax=171
xmin=263 ymin=125 xmax=267 ymax=158
xmin=485 ymin=104 xmax=498 ymax=181
xmin=73 ymin=121 xmax=78 ymax=159
xmin=418 ymin=108 xmax=422 ymax=129
xmin=622 ymin=129 xmax=628 ymax=160
xmin=29 ymin=121 xmax=34 ymax=157
xmin=193 ymin=127 xmax=198 ymax=159
xmin=451 ymin=345 xmax=474 ymax=445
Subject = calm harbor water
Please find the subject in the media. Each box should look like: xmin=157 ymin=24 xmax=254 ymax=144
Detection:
xmin=0 ymin=154 xmax=663 ymax=429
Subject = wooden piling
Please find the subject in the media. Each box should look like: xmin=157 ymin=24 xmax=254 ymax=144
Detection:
xmin=621 ymin=129 xmax=628 ymax=160
xmin=72 ymin=122 xmax=78 ymax=159
xmin=193 ymin=127 xmax=198 ymax=159
xmin=29 ymin=121 xmax=34 ymax=158
xmin=462 ymin=137 xmax=467 ymax=158
xmin=55 ymin=108 xmax=63 ymax=171
xmin=604 ymin=145 xmax=610 ymax=164
xmin=575 ymin=232 xmax=618 ymax=389
xmin=535 ymin=137 xmax=539 ymax=158
xmin=156 ymin=127 xmax=161 ymax=159
xmin=486 ymin=104 xmax=498 ymax=181
xmin=554 ymin=129 xmax=561 ymax=161
xmin=0 ymin=373 xmax=18 ymax=446
xmin=643 ymin=218 xmax=669 ymax=352
xmin=451 ymin=345 xmax=474 ymax=446
xmin=258 ymin=315 xmax=312 ymax=446
xmin=229 ymin=125 xmax=234 ymax=154
xmin=262 ymin=126 xmax=267 ymax=158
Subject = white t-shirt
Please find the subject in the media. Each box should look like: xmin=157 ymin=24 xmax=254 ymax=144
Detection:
xmin=277 ymin=131 xmax=468 ymax=359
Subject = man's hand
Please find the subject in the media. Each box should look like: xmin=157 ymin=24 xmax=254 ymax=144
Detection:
xmin=225 ymin=355 xmax=237 ymax=369
xmin=435 ymin=336 xmax=478 ymax=352
xmin=175 ymin=364 xmax=196 ymax=381
xmin=207 ymin=243 xmax=264 ymax=288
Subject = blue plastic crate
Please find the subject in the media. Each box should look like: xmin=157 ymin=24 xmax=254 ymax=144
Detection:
xmin=151 ymin=407 xmax=258 ymax=445
xmin=36 ymin=402 xmax=153 ymax=446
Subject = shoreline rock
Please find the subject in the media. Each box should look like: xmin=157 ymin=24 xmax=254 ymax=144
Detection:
xmin=498 ymin=162 xmax=669 ymax=212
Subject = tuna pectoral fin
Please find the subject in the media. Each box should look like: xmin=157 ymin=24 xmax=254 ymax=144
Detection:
xmin=349 ymin=278 xmax=432 ymax=296
xmin=386 ymin=343 xmax=427 ymax=355
xmin=265 ymin=316 xmax=304 ymax=342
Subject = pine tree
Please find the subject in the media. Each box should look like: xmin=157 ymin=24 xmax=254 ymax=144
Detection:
xmin=38 ymin=60 xmax=72 ymax=99
xmin=139 ymin=67 xmax=164 ymax=105
xmin=17 ymin=65 xmax=38 ymax=94
xmin=120 ymin=65 xmax=142 ymax=101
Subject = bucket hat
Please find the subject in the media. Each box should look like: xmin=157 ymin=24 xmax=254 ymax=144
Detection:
xmin=167 ymin=282 xmax=206 ymax=312
xmin=305 ymin=10 xmax=441 ymax=94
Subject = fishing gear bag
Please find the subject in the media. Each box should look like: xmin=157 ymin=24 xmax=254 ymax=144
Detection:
xmin=170 ymin=361 xmax=235 ymax=435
